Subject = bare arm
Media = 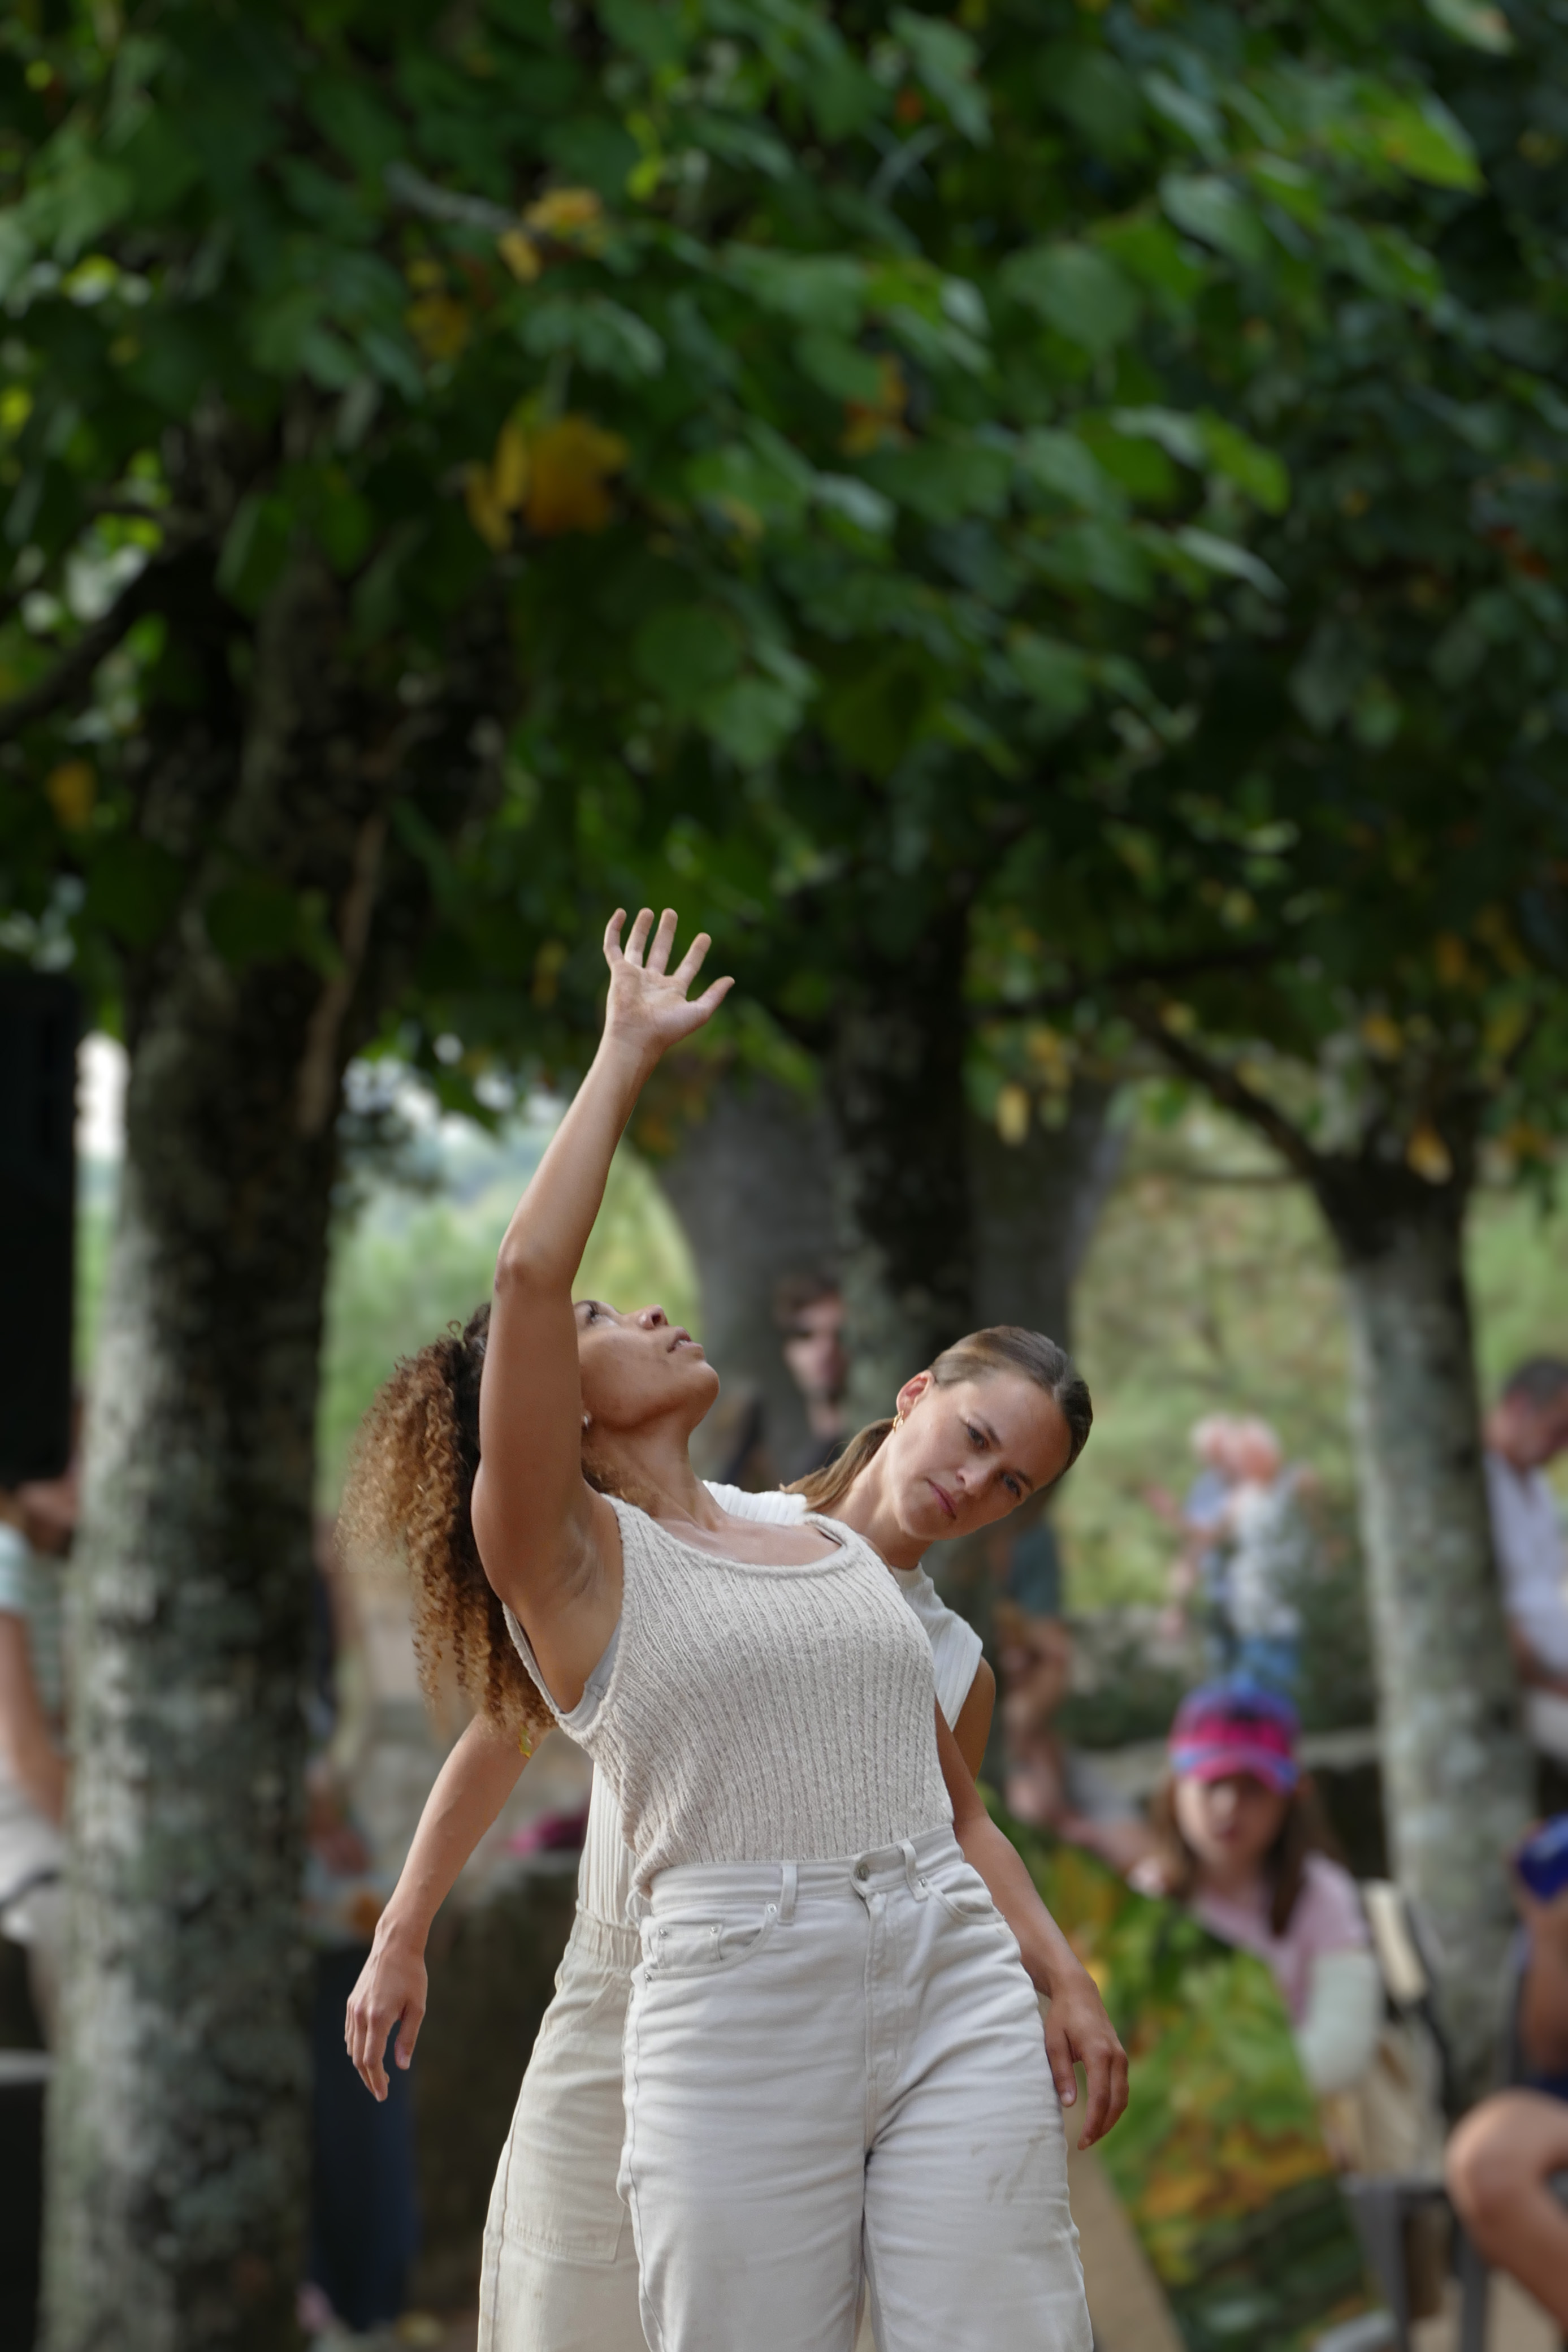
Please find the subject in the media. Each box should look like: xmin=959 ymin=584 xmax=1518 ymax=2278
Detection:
xmin=345 ymin=1714 xmax=531 ymax=2099
xmin=938 ymin=1706 xmax=1129 ymax=2148
xmin=1519 ymin=1884 xmax=1568 ymax=2077
xmin=0 ymin=1615 xmax=65 ymax=1826
xmin=470 ymin=908 xmax=731 ymax=1709
xmin=952 ymin=1655 xmax=994 ymax=1780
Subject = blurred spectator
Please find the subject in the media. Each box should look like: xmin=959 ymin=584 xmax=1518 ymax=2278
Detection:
xmin=994 ymin=1603 xmax=1145 ymax=1863
xmin=1444 ymin=1829 xmax=1568 ymax=2333
xmin=1483 ymin=1357 xmax=1568 ymax=1696
xmin=1131 ymin=1680 xmax=1382 ymax=2098
xmin=1151 ymin=1413 xmax=1244 ymax=1665
xmin=0 ymin=1455 xmax=75 ymax=2041
xmin=301 ymin=1523 xmax=420 ymax=2340
xmin=773 ymin=1272 xmax=848 ymax=1483
xmin=1223 ymin=1419 xmax=1315 ymax=1698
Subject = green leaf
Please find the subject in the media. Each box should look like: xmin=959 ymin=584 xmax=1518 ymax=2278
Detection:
xmin=725 ymin=249 xmax=865 ymax=335
xmin=686 ymin=443 xmax=808 ymax=531
xmin=862 ymin=440 xmax=1012 ymax=525
xmin=820 ymin=650 xmax=937 ymax=777
xmin=83 ymin=836 xmax=184 ymax=949
xmin=1199 ymin=417 xmax=1289 ymax=514
xmin=1160 ymin=175 xmax=1268 ymax=266
xmin=1107 ymin=407 xmax=1205 ymax=468
xmin=999 ymin=243 xmax=1140 ymax=355
xmin=797 ymin=331 xmax=887 ymax=404
xmin=1039 ymin=44 xmax=1145 ymax=160
xmin=631 ymin=606 xmax=740 ymax=711
xmin=217 ymin=494 xmax=294 ymax=615
xmin=1008 ymin=631 xmax=1093 ymax=729
xmin=206 ymin=877 xmax=304 ymax=970
xmin=1424 ymin=0 xmax=1514 ymax=53
xmin=1172 ymin=525 xmax=1283 ymax=598
xmin=307 ymin=77 xmax=405 ymax=176
xmin=521 ymin=295 xmax=664 ymax=381
xmin=892 ymin=9 xmax=989 ymax=146
xmin=598 ymin=0 xmax=689 ymax=68
xmin=813 ymin=475 xmax=895 ymax=534
xmin=1096 ymin=215 xmax=1206 ymax=312
xmin=698 ymin=676 xmax=804 ymax=767
xmin=1017 ymin=430 xmax=1120 ymax=516
xmin=1362 ymin=96 xmax=1482 ymax=192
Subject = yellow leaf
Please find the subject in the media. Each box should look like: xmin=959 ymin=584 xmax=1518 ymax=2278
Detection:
xmin=1025 ymin=1024 xmax=1072 ymax=1084
xmin=841 ymin=355 xmax=907 ymax=456
xmin=524 ymin=415 xmax=629 ymax=537
xmin=1406 ymin=1123 xmax=1453 ymax=1184
xmin=1484 ymin=1000 xmax=1530 ymax=1063
xmin=497 ymin=228 xmax=542 ymax=283
xmin=1359 ymin=1011 xmax=1403 ymax=1060
xmin=405 ymin=293 xmax=470 ymax=362
xmin=1434 ymin=932 xmax=1471 ymax=987
xmin=996 ymin=1083 xmax=1030 ymax=1145
xmin=464 ymin=464 xmax=511 ymax=552
xmin=45 ymin=759 xmax=96 ymax=830
xmin=493 ymin=419 xmax=531 ymax=512
xmin=525 ymin=187 xmax=605 ymax=247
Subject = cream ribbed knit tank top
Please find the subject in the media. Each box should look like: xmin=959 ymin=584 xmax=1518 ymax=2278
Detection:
xmin=508 ymin=1494 xmax=951 ymax=1896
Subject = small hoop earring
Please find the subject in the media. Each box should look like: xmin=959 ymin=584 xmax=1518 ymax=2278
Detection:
xmin=582 ymin=1413 xmax=591 ymax=1430
xmin=893 ymin=1410 xmax=904 ymax=1430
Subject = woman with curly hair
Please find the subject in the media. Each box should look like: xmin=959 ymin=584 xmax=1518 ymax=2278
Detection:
xmin=343 ymin=907 xmax=1123 ymax=2352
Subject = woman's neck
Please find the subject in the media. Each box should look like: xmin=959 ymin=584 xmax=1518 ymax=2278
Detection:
xmin=1194 ymin=1857 xmax=1269 ymax=1908
xmin=590 ymin=1424 xmax=725 ymax=1527
xmin=830 ymin=1448 xmax=926 ymax=1572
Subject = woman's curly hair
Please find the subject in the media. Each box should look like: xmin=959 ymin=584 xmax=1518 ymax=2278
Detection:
xmin=338 ymin=1300 xmax=553 ymax=1753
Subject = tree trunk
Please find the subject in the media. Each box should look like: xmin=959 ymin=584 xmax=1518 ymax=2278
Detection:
xmin=45 ymin=556 xmax=503 ymax=2352
xmin=652 ymin=1073 xmax=837 ymax=1485
xmin=826 ymin=906 xmax=974 ymax=1422
xmin=1315 ymin=1164 xmax=1531 ymax=2099
xmin=968 ymin=1079 xmax=1123 ymax=1351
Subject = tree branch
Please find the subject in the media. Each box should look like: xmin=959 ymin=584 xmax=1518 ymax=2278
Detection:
xmin=971 ymin=941 xmax=1280 ymax=1026
xmin=1119 ymin=998 xmax=1324 ymax=1184
xmin=0 ymin=560 xmax=167 ymax=747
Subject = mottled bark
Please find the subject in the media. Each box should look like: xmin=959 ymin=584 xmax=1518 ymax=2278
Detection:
xmin=44 ymin=557 xmax=505 ymax=2352
xmin=653 ymin=1074 xmax=837 ymax=1481
xmin=1317 ymin=1166 xmax=1530 ymax=2099
xmin=968 ymin=1080 xmax=1121 ymax=1351
xmin=826 ymin=907 xmax=974 ymax=1421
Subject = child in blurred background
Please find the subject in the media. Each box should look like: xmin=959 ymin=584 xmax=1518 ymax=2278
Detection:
xmin=1130 ymin=1679 xmax=1381 ymax=2100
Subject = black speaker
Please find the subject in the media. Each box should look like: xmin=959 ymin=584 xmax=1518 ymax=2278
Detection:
xmin=0 ymin=972 xmax=77 ymax=1486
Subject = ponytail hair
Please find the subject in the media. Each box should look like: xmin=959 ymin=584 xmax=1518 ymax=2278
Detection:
xmin=337 ymin=1300 xmax=552 ymax=1751
xmin=789 ymin=1325 xmax=1092 ymax=1517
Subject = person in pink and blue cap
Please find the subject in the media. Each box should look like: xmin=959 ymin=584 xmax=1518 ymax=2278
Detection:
xmin=1130 ymin=1677 xmax=1383 ymax=2099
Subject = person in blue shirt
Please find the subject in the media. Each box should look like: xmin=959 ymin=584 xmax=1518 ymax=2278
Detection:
xmin=1445 ymin=1842 xmax=1568 ymax=2332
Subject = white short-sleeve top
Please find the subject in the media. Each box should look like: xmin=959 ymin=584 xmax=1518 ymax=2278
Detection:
xmin=571 ymin=1483 xmax=984 ymax=1926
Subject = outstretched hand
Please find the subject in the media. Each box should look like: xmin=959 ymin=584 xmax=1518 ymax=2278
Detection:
xmin=1042 ymin=1965 xmax=1130 ymax=2150
xmin=603 ymin=907 xmax=733 ymax=1067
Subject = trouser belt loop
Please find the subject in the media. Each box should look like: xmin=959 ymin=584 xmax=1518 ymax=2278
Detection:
xmin=899 ymin=1840 xmax=928 ymax=1900
xmin=629 ymin=1888 xmax=651 ymax=1925
xmin=778 ymin=1862 xmax=798 ymax=1922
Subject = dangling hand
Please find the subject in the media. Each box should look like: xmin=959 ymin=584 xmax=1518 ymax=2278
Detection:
xmin=601 ymin=907 xmax=733 ymax=1071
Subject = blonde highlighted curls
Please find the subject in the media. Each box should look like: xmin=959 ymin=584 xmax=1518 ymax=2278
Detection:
xmin=338 ymin=1300 xmax=553 ymax=1754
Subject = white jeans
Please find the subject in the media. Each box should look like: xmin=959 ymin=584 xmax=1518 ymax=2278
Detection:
xmin=621 ymin=1827 xmax=1090 ymax=2352
xmin=479 ymin=1912 xmax=646 ymax=2352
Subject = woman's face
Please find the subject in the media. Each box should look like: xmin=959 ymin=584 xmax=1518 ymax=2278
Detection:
xmin=575 ymin=1300 xmax=720 ymax=1434
xmin=1173 ymin=1771 xmax=1289 ymax=1881
xmin=880 ymin=1372 xmax=1072 ymax=1546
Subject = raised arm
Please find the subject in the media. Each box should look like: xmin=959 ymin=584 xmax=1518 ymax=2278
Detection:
xmin=471 ymin=909 xmax=730 ymax=1707
xmin=345 ymin=1714 xmax=532 ymax=2099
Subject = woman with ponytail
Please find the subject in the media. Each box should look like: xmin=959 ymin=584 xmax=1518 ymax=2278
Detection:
xmin=343 ymin=909 xmax=1120 ymax=2352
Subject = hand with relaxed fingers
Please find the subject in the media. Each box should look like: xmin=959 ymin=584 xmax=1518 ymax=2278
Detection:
xmin=1042 ymin=1964 xmax=1130 ymax=2149
xmin=346 ymin=1921 xmax=428 ymax=2102
xmin=601 ymin=906 xmax=733 ymax=1074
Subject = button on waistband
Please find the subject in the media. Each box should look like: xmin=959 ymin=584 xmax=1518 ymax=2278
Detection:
xmin=854 ymin=1860 xmax=870 ymax=1882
